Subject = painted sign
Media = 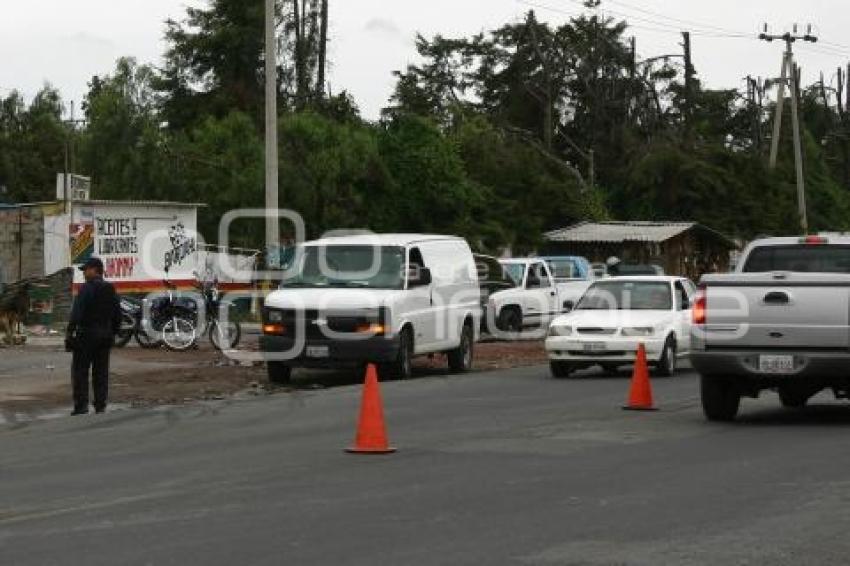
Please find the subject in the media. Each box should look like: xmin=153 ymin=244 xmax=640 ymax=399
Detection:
xmin=69 ymin=206 xmax=94 ymax=264
xmin=72 ymin=203 xmax=200 ymax=291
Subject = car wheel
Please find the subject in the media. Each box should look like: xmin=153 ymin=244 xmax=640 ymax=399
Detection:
xmin=550 ymin=360 xmax=573 ymax=379
xmin=382 ymin=327 xmax=413 ymax=380
xmin=447 ymin=323 xmax=474 ymax=373
xmin=700 ymin=375 xmax=740 ymax=421
xmin=655 ymin=336 xmax=677 ymax=377
xmin=267 ymin=361 xmax=292 ymax=385
xmin=498 ymin=307 xmax=522 ymax=333
xmin=778 ymin=388 xmax=810 ymax=409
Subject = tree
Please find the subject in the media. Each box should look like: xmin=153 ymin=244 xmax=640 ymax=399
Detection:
xmin=0 ymin=86 xmax=66 ymax=203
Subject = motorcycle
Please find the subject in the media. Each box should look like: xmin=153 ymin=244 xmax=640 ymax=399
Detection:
xmin=193 ymin=273 xmax=241 ymax=350
xmin=114 ymin=296 xmax=142 ymax=348
xmin=135 ymin=277 xmax=198 ymax=351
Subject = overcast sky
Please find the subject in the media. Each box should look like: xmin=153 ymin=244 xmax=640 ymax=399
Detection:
xmin=1 ymin=0 xmax=848 ymax=120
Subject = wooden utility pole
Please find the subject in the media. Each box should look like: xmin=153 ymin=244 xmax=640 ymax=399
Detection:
xmin=682 ymin=31 xmax=694 ymax=142
xmin=265 ymin=0 xmax=280 ymax=266
xmin=760 ymin=25 xmax=817 ymax=233
xmin=316 ymin=0 xmax=329 ymax=100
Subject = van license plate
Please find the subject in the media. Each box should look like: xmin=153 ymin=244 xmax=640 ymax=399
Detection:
xmin=759 ymin=355 xmax=794 ymax=374
xmin=306 ymin=345 xmax=329 ymax=359
xmin=583 ymin=342 xmax=606 ymax=353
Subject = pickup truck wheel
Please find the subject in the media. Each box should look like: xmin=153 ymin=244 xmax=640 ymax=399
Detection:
xmin=447 ymin=323 xmax=474 ymax=373
xmin=701 ymin=376 xmax=740 ymax=421
xmin=267 ymin=361 xmax=292 ymax=385
xmin=498 ymin=308 xmax=522 ymax=333
xmin=381 ymin=327 xmax=413 ymax=381
xmin=654 ymin=337 xmax=677 ymax=377
xmin=550 ymin=361 xmax=573 ymax=378
xmin=778 ymin=388 xmax=810 ymax=408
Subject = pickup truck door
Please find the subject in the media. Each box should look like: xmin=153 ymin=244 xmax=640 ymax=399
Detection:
xmin=523 ymin=261 xmax=558 ymax=326
xmin=674 ymin=280 xmax=693 ymax=352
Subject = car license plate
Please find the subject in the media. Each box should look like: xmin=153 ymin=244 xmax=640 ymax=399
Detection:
xmin=758 ymin=355 xmax=794 ymax=374
xmin=583 ymin=342 xmax=607 ymax=353
xmin=306 ymin=345 xmax=330 ymax=359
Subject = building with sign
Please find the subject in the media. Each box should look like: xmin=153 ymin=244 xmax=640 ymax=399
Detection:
xmin=0 ymin=199 xmax=258 ymax=301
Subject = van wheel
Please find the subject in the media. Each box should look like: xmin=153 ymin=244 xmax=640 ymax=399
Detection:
xmin=550 ymin=361 xmax=573 ymax=378
xmin=498 ymin=307 xmax=522 ymax=333
xmin=448 ymin=323 xmax=474 ymax=373
xmin=701 ymin=375 xmax=740 ymax=421
xmin=655 ymin=336 xmax=677 ymax=377
xmin=267 ymin=361 xmax=292 ymax=385
xmin=382 ymin=327 xmax=413 ymax=380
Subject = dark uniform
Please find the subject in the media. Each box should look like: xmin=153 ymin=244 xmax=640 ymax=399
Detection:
xmin=67 ymin=258 xmax=122 ymax=414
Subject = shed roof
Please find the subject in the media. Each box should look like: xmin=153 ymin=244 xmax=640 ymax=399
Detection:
xmin=544 ymin=221 xmax=736 ymax=248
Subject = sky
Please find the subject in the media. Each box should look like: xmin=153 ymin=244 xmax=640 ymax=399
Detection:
xmin=1 ymin=0 xmax=848 ymax=120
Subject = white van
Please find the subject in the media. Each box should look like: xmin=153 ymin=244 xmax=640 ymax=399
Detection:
xmin=261 ymin=234 xmax=481 ymax=382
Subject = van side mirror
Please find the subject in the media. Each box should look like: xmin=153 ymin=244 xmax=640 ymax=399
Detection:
xmin=563 ymin=300 xmax=575 ymax=313
xmin=409 ymin=266 xmax=432 ymax=287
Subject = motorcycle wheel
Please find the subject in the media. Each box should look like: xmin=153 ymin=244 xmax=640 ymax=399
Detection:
xmin=162 ymin=316 xmax=198 ymax=351
xmin=209 ymin=319 xmax=241 ymax=350
xmin=114 ymin=312 xmax=136 ymax=348
xmin=135 ymin=323 xmax=163 ymax=349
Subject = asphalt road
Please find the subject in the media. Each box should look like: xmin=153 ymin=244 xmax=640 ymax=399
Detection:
xmin=3 ymin=363 xmax=850 ymax=565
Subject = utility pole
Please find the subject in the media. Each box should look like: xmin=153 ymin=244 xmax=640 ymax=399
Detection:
xmin=760 ymin=24 xmax=817 ymax=234
xmin=264 ymin=0 xmax=280 ymax=268
xmin=681 ymin=31 xmax=694 ymax=142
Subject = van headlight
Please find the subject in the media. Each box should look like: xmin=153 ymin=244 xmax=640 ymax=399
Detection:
xmin=621 ymin=327 xmax=654 ymax=337
xmin=548 ymin=324 xmax=573 ymax=337
xmin=267 ymin=309 xmax=283 ymax=323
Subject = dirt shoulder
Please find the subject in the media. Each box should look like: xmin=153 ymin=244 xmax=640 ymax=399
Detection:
xmin=0 ymin=338 xmax=548 ymax=420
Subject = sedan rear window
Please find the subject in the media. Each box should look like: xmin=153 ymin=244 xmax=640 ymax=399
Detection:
xmin=578 ymin=281 xmax=672 ymax=311
xmin=742 ymin=245 xmax=850 ymax=273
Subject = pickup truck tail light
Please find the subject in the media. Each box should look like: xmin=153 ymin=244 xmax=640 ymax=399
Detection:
xmin=693 ymin=287 xmax=707 ymax=326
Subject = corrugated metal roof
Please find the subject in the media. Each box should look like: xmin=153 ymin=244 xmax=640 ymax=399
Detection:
xmin=545 ymin=221 xmax=703 ymax=244
xmin=79 ymin=200 xmax=206 ymax=208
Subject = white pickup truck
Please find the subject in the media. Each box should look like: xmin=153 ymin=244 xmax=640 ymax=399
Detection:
xmin=691 ymin=235 xmax=850 ymax=421
xmin=488 ymin=258 xmax=574 ymax=332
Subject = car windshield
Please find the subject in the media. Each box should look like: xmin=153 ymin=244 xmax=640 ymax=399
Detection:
xmin=742 ymin=245 xmax=850 ymax=273
xmin=282 ymin=245 xmax=405 ymax=289
xmin=501 ymin=263 xmax=526 ymax=285
xmin=577 ymin=281 xmax=672 ymax=311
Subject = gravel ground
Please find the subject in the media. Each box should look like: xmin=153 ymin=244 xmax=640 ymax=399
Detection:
xmin=0 ymin=337 xmax=548 ymax=418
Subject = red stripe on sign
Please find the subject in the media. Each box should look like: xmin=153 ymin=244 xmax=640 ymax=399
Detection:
xmin=72 ymin=280 xmax=256 ymax=294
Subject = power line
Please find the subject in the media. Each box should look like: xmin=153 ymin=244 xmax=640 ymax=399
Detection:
xmin=602 ymin=0 xmax=751 ymax=37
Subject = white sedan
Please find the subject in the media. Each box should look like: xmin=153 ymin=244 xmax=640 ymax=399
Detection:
xmin=545 ymin=276 xmax=696 ymax=378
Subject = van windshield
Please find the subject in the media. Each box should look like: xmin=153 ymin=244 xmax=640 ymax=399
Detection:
xmin=742 ymin=245 xmax=850 ymax=273
xmin=282 ymin=245 xmax=406 ymax=289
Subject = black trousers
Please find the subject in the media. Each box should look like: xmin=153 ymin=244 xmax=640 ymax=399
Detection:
xmin=72 ymin=345 xmax=111 ymax=410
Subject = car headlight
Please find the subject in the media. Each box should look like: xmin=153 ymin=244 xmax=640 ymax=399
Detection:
xmin=267 ymin=309 xmax=283 ymax=323
xmin=621 ymin=327 xmax=654 ymax=337
xmin=548 ymin=325 xmax=573 ymax=337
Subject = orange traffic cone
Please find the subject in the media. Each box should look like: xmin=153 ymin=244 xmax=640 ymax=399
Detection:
xmin=346 ymin=364 xmax=396 ymax=454
xmin=623 ymin=343 xmax=658 ymax=411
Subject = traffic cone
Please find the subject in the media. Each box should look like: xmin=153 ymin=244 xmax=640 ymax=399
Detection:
xmin=623 ymin=343 xmax=658 ymax=411
xmin=346 ymin=364 xmax=396 ymax=454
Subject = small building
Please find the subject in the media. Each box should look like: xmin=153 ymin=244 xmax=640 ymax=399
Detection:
xmin=542 ymin=221 xmax=737 ymax=279
xmin=0 ymin=199 xmax=258 ymax=322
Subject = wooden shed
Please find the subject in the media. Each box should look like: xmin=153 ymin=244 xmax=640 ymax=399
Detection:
xmin=542 ymin=221 xmax=737 ymax=279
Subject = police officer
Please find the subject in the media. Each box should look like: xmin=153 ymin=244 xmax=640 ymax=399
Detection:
xmin=66 ymin=257 xmax=122 ymax=415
